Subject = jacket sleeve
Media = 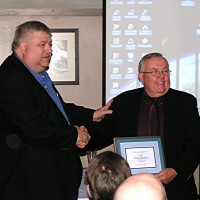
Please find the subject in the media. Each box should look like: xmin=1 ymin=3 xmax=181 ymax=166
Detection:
xmin=0 ymin=82 xmax=81 ymax=150
xmin=64 ymin=103 xmax=94 ymax=126
xmin=170 ymin=94 xmax=200 ymax=180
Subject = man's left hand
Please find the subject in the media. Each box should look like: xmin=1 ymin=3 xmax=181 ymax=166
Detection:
xmin=93 ymin=99 xmax=113 ymax=122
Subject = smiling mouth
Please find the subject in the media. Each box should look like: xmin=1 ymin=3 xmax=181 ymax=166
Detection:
xmin=42 ymin=56 xmax=51 ymax=61
xmin=157 ymin=81 xmax=164 ymax=85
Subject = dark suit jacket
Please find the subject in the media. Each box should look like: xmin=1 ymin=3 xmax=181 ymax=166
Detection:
xmin=0 ymin=53 xmax=94 ymax=200
xmin=88 ymin=88 xmax=200 ymax=200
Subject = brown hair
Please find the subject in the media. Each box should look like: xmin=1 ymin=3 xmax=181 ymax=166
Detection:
xmin=11 ymin=20 xmax=51 ymax=52
xmin=87 ymin=151 xmax=132 ymax=200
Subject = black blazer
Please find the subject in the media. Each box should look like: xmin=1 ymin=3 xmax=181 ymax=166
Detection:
xmin=0 ymin=53 xmax=94 ymax=199
xmin=88 ymin=88 xmax=200 ymax=200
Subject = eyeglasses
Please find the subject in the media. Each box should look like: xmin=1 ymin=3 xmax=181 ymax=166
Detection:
xmin=140 ymin=69 xmax=171 ymax=77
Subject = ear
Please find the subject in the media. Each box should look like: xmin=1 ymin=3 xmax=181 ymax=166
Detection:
xmin=19 ymin=41 xmax=28 ymax=54
xmin=86 ymin=184 xmax=92 ymax=198
xmin=138 ymin=73 xmax=144 ymax=84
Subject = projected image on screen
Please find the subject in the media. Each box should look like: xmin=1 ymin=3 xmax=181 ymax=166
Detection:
xmin=103 ymin=0 xmax=200 ymax=111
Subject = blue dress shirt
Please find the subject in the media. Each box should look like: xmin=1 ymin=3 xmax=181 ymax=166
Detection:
xmin=15 ymin=54 xmax=70 ymax=124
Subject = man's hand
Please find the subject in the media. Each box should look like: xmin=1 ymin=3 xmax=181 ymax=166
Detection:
xmin=155 ymin=168 xmax=177 ymax=184
xmin=93 ymin=99 xmax=113 ymax=122
xmin=74 ymin=125 xmax=91 ymax=149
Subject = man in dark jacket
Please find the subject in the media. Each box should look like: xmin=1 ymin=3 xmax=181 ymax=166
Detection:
xmin=88 ymin=53 xmax=200 ymax=200
xmin=0 ymin=20 xmax=112 ymax=200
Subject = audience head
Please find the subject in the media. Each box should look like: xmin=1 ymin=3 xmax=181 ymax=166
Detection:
xmin=138 ymin=52 xmax=170 ymax=98
xmin=114 ymin=173 xmax=167 ymax=200
xmin=87 ymin=151 xmax=132 ymax=200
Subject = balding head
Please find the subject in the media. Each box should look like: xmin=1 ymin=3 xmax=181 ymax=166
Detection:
xmin=114 ymin=173 xmax=167 ymax=200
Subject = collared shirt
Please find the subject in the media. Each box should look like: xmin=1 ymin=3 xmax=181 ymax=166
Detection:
xmin=15 ymin=54 xmax=70 ymax=124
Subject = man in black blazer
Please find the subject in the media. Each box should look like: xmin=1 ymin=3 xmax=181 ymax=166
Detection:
xmin=88 ymin=53 xmax=200 ymax=200
xmin=0 ymin=21 xmax=112 ymax=200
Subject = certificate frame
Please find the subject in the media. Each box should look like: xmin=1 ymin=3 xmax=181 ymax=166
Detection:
xmin=114 ymin=136 xmax=165 ymax=175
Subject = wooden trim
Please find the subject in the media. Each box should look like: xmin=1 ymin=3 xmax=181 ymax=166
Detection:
xmin=0 ymin=8 xmax=102 ymax=16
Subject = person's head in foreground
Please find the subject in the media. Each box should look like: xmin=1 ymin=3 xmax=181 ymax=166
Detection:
xmin=87 ymin=151 xmax=132 ymax=200
xmin=114 ymin=173 xmax=167 ymax=200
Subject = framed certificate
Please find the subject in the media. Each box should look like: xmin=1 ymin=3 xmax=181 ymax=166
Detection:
xmin=114 ymin=136 xmax=165 ymax=175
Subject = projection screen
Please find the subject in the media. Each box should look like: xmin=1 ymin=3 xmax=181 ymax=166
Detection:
xmin=103 ymin=0 xmax=200 ymax=113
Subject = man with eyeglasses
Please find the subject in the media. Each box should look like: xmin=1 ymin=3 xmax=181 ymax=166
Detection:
xmin=87 ymin=52 xmax=200 ymax=200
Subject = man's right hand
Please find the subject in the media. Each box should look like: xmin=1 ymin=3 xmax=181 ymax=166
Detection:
xmin=74 ymin=125 xmax=91 ymax=149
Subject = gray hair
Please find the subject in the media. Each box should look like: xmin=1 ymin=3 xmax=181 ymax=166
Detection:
xmin=11 ymin=21 xmax=51 ymax=52
xmin=138 ymin=52 xmax=168 ymax=72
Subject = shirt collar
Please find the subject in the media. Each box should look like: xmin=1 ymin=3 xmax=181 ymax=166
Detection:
xmin=14 ymin=53 xmax=47 ymax=83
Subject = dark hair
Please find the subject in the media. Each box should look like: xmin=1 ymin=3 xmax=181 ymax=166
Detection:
xmin=138 ymin=52 xmax=168 ymax=72
xmin=11 ymin=21 xmax=51 ymax=52
xmin=87 ymin=151 xmax=131 ymax=200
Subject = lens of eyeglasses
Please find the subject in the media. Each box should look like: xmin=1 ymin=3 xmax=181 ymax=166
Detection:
xmin=152 ymin=70 xmax=170 ymax=76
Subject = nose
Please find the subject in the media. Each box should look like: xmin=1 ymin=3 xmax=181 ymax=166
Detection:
xmin=47 ymin=44 xmax=53 ymax=53
xmin=160 ymin=71 xmax=165 ymax=75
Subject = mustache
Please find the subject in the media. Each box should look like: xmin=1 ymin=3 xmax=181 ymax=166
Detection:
xmin=42 ymin=53 xmax=52 ymax=58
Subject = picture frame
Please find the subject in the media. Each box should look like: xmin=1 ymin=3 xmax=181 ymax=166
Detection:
xmin=48 ymin=28 xmax=79 ymax=85
xmin=114 ymin=136 xmax=165 ymax=175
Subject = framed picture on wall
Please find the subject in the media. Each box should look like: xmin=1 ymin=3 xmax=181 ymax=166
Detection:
xmin=48 ymin=28 xmax=79 ymax=85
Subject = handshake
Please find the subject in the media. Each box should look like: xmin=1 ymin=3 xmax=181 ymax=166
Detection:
xmin=74 ymin=99 xmax=113 ymax=149
xmin=74 ymin=125 xmax=91 ymax=149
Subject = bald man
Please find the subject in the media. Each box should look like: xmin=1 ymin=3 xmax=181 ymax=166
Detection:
xmin=114 ymin=173 xmax=167 ymax=200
